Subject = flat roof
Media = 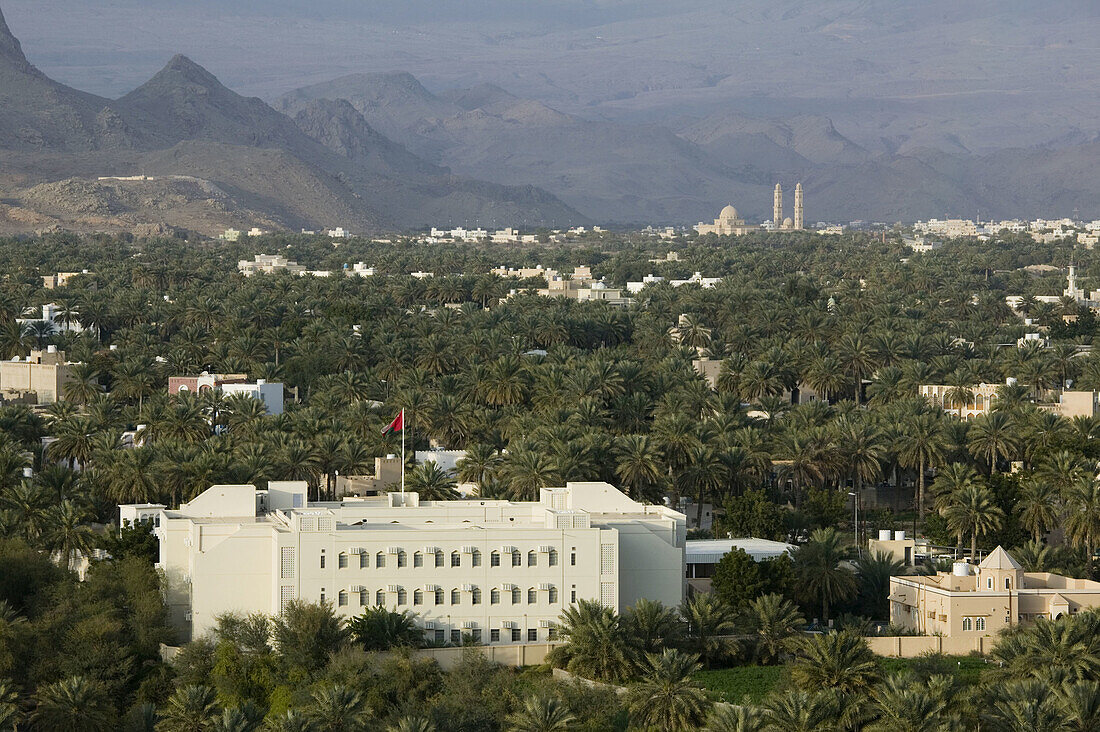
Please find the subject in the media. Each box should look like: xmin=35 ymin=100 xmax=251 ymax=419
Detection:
xmin=686 ymin=538 xmax=794 ymax=564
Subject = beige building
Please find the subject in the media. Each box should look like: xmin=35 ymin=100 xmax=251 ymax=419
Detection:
xmin=695 ymin=205 xmax=760 ymax=237
xmin=919 ymin=383 xmax=1001 ymax=419
xmin=889 ymin=547 xmax=1100 ymax=636
xmin=0 ymin=347 xmax=75 ymax=403
xmin=771 ymin=183 xmax=804 ymax=231
xmin=238 ymin=254 xmax=306 ymax=276
xmin=42 ymin=271 xmax=91 ymax=289
xmin=121 ymin=481 xmax=686 ymax=644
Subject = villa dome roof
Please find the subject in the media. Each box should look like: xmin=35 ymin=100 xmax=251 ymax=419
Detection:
xmin=719 ymin=205 xmax=738 ymax=220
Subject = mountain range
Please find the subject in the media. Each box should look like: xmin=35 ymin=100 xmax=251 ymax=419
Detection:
xmin=1 ymin=1 xmax=1099 ymax=234
xmin=0 ymin=7 xmax=580 ymax=235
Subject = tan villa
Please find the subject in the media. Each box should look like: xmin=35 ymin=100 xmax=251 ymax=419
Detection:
xmin=888 ymin=546 xmax=1100 ymax=636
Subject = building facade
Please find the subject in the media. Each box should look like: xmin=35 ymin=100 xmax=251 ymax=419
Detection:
xmin=889 ymin=547 xmax=1100 ymax=636
xmin=121 ymin=481 xmax=686 ymax=643
xmin=0 ymin=347 xmax=75 ymax=403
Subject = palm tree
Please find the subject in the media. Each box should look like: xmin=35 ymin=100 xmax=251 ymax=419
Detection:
xmin=501 ymin=450 xmax=559 ymax=501
xmin=614 ymin=434 xmax=664 ymax=498
xmin=627 ymin=649 xmax=709 ymax=732
xmin=158 ymin=685 xmax=220 ymax=732
xmin=43 ymin=500 xmax=97 ymax=571
xmin=793 ymin=527 xmax=856 ymax=623
xmin=64 ymin=362 xmax=103 ymax=404
xmin=854 ymin=551 xmax=907 ymax=621
xmin=30 ymin=675 xmax=115 ymax=732
xmin=303 ymin=686 xmax=371 ymax=732
xmin=1065 ymin=476 xmax=1100 ymax=577
xmin=762 ymin=689 xmax=840 ymax=732
xmin=546 ymin=600 xmax=638 ymax=684
xmin=1017 ymin=477 xmax=1061 ymax=542
xmin=1057 ymin=680 xmax=1100 ymax=732
xmin=624 ymin=598 xmax=682 ymax=655
xmin=386 ymin=716 xmax=437 ymax=732
xmin=789 ymin=630 xmax=879 ymax=694
xmin=981 ymin=678 xmax=1065 ymax=732
xmin=0 ymin=679 xmax=21 ymax=732
xmin=942 ymin=482 xmax=1005 ymax=560
xmin=505 ymin=694 xmax=576 ymax=732
xmin=705 ymin=704 xmax=766 ymax=732
xmin=405 ymin=461 xmax=459 ymax=500
xmin=967 ymin=411 xmax=1020 ymax=474
xmin=895 ymin=411 xmax=947 ymax=518
xmin=678 ymin=593 xmax=737 ymax=669
xmin=930 ymin=462 xmax=981 ymax=548
xmin=868 ymin=673 xmax=950 ymax=732
xmin=746 ymin=593 xmax=804 ymax=664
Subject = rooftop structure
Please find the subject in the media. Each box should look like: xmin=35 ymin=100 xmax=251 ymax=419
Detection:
xmin=122 ymin=481 xmax=686 ymax=643
xmin=889 ymin=546 xmax=1100 ymax=636
xmin=0 ymin=346 xmax=76 ymax=404
xmin=685 ymin=538 xmax=794 ymax=594
xmin=695 ymin=204 xmax=759 ymax=237
xmin=238 ymin=254 xmax=306 ymax=277
xmin=168 ymin=373 xmax=284 ymax=415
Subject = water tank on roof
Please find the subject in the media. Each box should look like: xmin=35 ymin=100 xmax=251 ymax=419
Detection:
xmin=894 ymin=530 xmax=906 ymax=541
xmin=953 ymin=561 xmax=971 ymax=576
xmin=1006 ymin=377 xmax=1018 ymax=386
xmin=878 ymin=530 xmax=892 ymax=541
xmin=46 ymin=345 xmax=57 ymax=353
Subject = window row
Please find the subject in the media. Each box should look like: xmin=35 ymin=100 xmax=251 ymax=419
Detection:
xmin=331 ymin=585 xmax=560 ymax=607
xmin=327 ymin=548 xmax=560 ymax=569
xmin=961 ymin=616 xmax=987 ymax=632
xmin=427 ymin=627 xmax=557 ymax=644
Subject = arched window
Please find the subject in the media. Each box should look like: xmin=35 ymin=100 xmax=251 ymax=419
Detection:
xmin=548 ymin=549 xmax=558 ymax=567
xmin=451 ymin=551 xmax=461 ymax=567
xmin=490 ymin=551 xmax=500 ymax=567
xmin=376 ymin=552 xmax=385 ymax=568
xmin=511 ymin=550 xmax=522 ymax=567
xmin=413 ymin=551 xmax=423 ymax=567
xmin=527 ymin=551 xmax=537 ymax=567
xmin=435 ymin=550 xmax=445 ymax=567
xmin=338 ymin=590 xmax=348 ymax=606
xmin=987 ymin=577 xmax=993 ymax=589
xmin=511 ymin=587 xmax=522 ymax=604
xmin=976 ymin=394 xmax=985 ymax=410
xmin=413 ymin=589 xmax=423 ymax=605
xmin=359 ymin=553 xmax=369 ymax=569
xmin=527 ymin=587 xmax=537 ymax=604
xmin=451 ymin=588 xmax=461 ymax=605
xmin=490 ymin=588 xmax=501 ymax=604
xmin=472 ymin=588 xmax=482 ymax=605
xmin=434 ymin=588 xmax=445 ymax=604
xmin=358 ymin=589 xmax=367 ymax=606
xmin=397 ymin=588 xmax=407 ymax=605
xmin=548 ymin=586 xmax=559 ymax=603
xmin=471 ymin=549 xmax=482 ymax=567
xmin=376 ymin=590 xmax=385 ymax=606
xmin=1005 ymin=577 xmax=1011 ymax=589
xmin=397 ymin=551 xmax=407 ymax=568
xmin=962 ymin=617 xmax=972 ymax=631
xmin=338 ymin=553 xmax=348 ymax=569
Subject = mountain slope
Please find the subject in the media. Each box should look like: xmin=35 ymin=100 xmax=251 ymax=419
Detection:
xmin=0 ymin=5 xmax=144 ymax=150
xmin=0 ymin=12 xmax=583 ymax=233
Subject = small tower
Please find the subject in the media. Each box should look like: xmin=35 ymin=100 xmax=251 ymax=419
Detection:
xmin=773 ymin=184 xmax=783 ymax=229
xmin=794 ymin=183 xmax=804 ymax=230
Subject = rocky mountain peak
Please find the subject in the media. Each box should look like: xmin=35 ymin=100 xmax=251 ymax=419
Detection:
xmin=0 ymin=5 xmax=31 ymax=70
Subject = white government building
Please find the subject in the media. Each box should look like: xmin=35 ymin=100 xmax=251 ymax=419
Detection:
xmin=120 ymin=481 xmax=686 ymax=644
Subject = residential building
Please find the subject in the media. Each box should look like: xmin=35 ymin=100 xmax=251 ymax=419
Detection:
xmin=888 ymin=547 xmax=1100 ymax=636
xmin=238 ymin=255 xmax=306 ymax=277
xmin=41 ymin=271 xmax=91 ymax=289
xmin=16 ymin=303 xmax=87 ymax=335
xmin=121 ymin=481 xmax=686 ymax=643
xmin=220 ymin=229 xmax=241 ymax=242
xmin=327 ymin=227 xmax=349 ymax=239
xmin=686 ymin=539 xmax=794 ymax=594
xmin=1039 ymin=391 xmax=1100 ymax=419
xmin=920 ymin=383 xmax=1001 ymax=419
xmin=0 ymin=346 xmax=75 ymax=403
xmin=334 ymin=456 xmax=403 ymax=497
xmin=168 ymin=373 xmax=283 ymax=415
xmin=221 ymin=380 xmax=284 ymax=415
xmin=348 ymin=263 xmax=377 ymax=277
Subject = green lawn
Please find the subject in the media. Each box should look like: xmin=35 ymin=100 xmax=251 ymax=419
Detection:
xmin=695 ymin=655 xmax=989 ymax=705
xmin=693 ymin=666 xmax=785 ymax=704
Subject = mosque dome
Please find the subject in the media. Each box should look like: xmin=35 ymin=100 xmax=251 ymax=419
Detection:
xmin=783 ymin=217 xmax=793 ymax=228
xmin=719 ymin=205 xmax=738 ymax=221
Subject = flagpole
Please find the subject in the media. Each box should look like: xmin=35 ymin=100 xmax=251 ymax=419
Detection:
xmin=400 ymin=408 xmax=405 ymax=496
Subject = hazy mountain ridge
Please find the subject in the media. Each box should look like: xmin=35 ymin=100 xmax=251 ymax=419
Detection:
xmin=0 ymin=6 xmax=582 ymax=234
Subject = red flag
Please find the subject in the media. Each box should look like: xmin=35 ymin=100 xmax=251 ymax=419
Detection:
xmin=382 ymin=411 xmax=404 ymax=434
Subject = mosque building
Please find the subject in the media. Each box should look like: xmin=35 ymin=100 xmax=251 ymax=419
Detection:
xmin=694 ymin=183 xmax=804 ymax=236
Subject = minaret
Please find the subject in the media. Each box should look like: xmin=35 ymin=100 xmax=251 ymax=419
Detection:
xmin=794 ymin=183 xmax=804 ymax=230
xmin=773 ymin=184 xmax=783 ymax=229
